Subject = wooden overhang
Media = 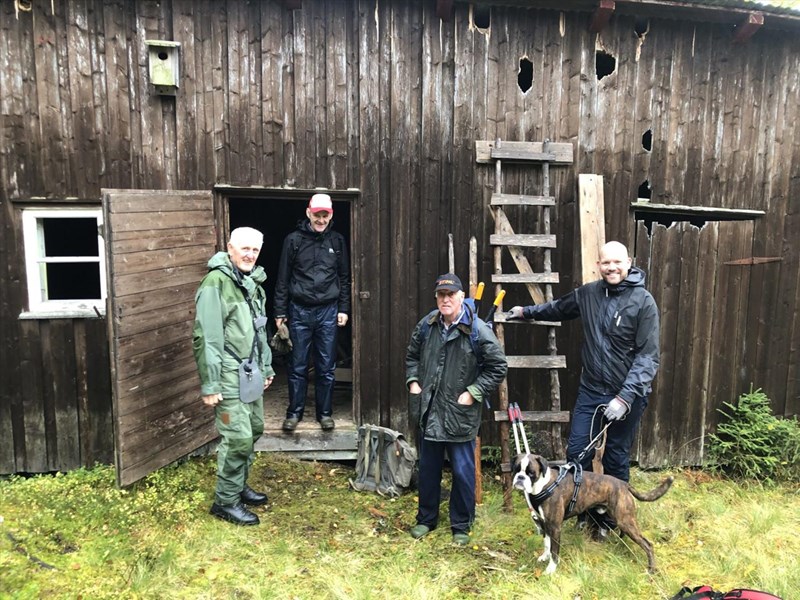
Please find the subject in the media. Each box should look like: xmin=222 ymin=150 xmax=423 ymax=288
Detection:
xmin=451 ymin=0 xmax=800 ymax=32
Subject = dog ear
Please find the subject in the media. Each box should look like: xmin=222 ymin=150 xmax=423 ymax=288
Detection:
xmin=537 ymin=455 xmax=549 ymax=476
xmin=511 ymin=453 xmax=522 ymax=472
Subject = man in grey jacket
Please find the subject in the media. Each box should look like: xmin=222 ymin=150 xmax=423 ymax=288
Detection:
xmin=508 ymin=241 xmax=660 ymax=538
xmin=406 ymin=273 xmax=508 ymax=545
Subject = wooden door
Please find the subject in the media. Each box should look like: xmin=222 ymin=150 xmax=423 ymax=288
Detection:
xmin=102 ymin=189 xmax=216 ymax=486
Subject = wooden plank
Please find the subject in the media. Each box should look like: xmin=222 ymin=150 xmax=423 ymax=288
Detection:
xmin=630 ymin=202 xmax=765 ymax=218
xmin=506 ymin=355 xmax=567 ymax=369
xmin=117 ymin=363 xmax=200 ymax=417
xmin=111 ymin=226 xmax=216 ymax=254
xmin=490 ymin=233 xmax=557 ymax=248
xmin=105 ymin=192 xmax=213 ymax=213
xmin=668 ymin=223 xmax=702 ymax=465
xmin=81 ymin=319 xmax=114 ymax=466
xmin=491 ymin=273 xmax=559 ymax=284
xmin=259 ymin=0 xmax=286 ymax=186
xmin=116 ymin=339 xmax=194 ymax=383
xmin=116 ymin=301 xmax=196 ymax=338
xmin=491 ymin=194 xmax=555 ymax=206
xmin=40 ymin=320 xmax=80 ymax=471
xmin=17 ymin=320 xmax=47 ymax=472
xmin=107 ymin=209 xmax=213 ymax=233
xmin=476 ymin=140 xmax=573 ymax=164
xmin=578 ymin=174 xmax=605 ymax=284
xmin=637 ymin=223 xmax=679 ymax=468
xmin=114 ymin=281 xmax=199 ymax=317
xmin=112 ymin=263 xmax=206 ymax=297
xmin=117 ymin=319 xmax=193 ymax=356
xmin=107 ymin=244 xmax=214 ymax=276
xmin=493 ymin=411 xmax=570 ymax=423
xmin=682 ymin=223 xmax=719 ymax=464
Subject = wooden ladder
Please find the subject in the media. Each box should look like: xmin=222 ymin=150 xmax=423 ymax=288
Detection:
xmin=477 ymin=139 xmax=574 ymax=510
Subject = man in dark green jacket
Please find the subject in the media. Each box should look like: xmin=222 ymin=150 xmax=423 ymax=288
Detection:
xmin=406 ymin=273 xmax=507 ymax=544
xmin=193 ymin=227 xmax=276 ymax=526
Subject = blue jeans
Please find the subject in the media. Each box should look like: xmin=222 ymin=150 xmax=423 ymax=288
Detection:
xmin=416 ymin=437 xmax=476 ymax=534
xmin=566 ymin=385 xmax=647 ymax=482
xmin=286 ymin=301 xmax=338 ymax=421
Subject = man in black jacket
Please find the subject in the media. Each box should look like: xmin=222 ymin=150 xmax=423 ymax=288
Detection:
xmin=406 ymin=273 xmax=508 ymax=544
xmin=274 ymin=194 xmax=351 ymax=432
xmin=508 ymin=241 xmax=659 ymax=536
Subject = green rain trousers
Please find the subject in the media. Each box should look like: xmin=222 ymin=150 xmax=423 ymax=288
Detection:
xmin=214 ymin=394 xmax=265 ymax=506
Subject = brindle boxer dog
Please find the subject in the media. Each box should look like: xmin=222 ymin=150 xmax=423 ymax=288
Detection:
xmin=511 ymin=453 xmax=673 ymax=575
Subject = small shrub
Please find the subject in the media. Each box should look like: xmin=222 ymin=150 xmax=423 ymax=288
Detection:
xmin=708 ymin=387 xmax=800 ymax=483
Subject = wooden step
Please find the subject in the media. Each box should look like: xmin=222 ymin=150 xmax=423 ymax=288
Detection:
xmin=490 ymin=233 xmax=556 ymax=248
xmin=493 ymin=313 xmax=561 ymax=326
xmin=507 ymin=355 xmax=567 ymax=369
xmin=491 ymin=193 xmax=555 ymax=206
xmin=492 ymin=273 xmax=559 ymax=284
xmin=493 ymin=410 xmax=570 ymax=423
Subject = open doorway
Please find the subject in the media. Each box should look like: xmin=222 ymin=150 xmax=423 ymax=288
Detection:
xmin=227 ymin=192 xmax=356 ymax=457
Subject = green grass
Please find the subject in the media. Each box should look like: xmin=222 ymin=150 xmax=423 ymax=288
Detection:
xmin=1 ymin=456 xmax=798 ymax=599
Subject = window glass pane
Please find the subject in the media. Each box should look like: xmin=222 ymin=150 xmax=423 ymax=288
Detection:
xmin=42 ymin=218 xmax=99 ymax=257
xmin=45 ymin=263 xmax=102 ymax=300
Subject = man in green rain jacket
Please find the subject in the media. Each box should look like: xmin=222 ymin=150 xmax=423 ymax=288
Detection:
xmin=193 ymin=227 xmax=275 ymax=526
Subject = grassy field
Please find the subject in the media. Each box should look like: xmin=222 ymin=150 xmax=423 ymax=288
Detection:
xmin=1 ymin=454 xmax=797 ymax=599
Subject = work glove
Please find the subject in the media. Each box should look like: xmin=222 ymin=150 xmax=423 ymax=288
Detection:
xmin=269 ymin=322 xmax=293 ymax=356
xmin=506 ymin=306 xmax=526 ymax=320
xmin=603 ymin=397 xmax=630 ymax=421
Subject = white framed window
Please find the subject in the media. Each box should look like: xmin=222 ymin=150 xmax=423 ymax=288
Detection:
xmin=20 ymin=208 xmax=107 ymax=319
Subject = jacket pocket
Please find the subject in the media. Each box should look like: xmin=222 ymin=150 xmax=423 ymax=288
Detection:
xmin=443 ymin=401 xmax=478 ymax=438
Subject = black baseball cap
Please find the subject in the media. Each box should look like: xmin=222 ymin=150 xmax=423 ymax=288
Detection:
xmin=434 ymin=273 xmax=463 ymax=292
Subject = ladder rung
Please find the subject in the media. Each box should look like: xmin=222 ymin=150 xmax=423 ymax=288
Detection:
xmin=491 ymin=148 xmax=556 ymax=162
xmin=507 ymin=355 xmax=567 ymax=369
xmin=491 ymin=193 xmax=555 ymax=206
xmin=494 ymin=314 xmax=561 ymax=326
xmin=493 ymin=410 xmax=570 ymax=423
xmin=490 ymin=234 xmax=557 ymax=248
xmin=492 ymin=273 xmax=559 ymax=284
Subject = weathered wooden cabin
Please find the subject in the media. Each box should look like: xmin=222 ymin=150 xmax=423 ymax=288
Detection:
xmin=2 ymin=0 xmax=799 ymax=484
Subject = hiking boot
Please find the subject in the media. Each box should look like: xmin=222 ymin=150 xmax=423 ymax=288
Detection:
xmin=452 ymin=532 xmax=471 ymax=545
xmin=209 ymin=502 xmax=259 ymax=526
xmin=409 ymin=524 xmax=432 ymax=539
xmin=282 ymin=417 xmax=299 ymax=432
xmin=240 ymin=485 xmax=268 ymax=506
xmin=319 ymin=416 xmax=335 ymax=431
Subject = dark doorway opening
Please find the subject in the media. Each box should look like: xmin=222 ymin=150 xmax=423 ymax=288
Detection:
xmin=227 ymin=194 xmax=355 ymax=446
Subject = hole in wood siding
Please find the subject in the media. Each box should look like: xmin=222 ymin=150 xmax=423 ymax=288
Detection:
xmin=634 ymin=18 xmax=649 ymax=39
xmin=518 ymin=57 xmax=533 ymax=94
xmin=638 ymin=180 xmax=652 ymax=200
xmin=473 ymin=5 xmax=490 ymax=29
xmin=642 ymin=129 xmax=652 ymax=152
xmin=596 ymin=51 xmax=616 ymax=79
xmin=636 ymin=210 xmax=757 ymax=234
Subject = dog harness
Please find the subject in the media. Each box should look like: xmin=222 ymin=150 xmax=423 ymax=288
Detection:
xmin=525 ymin=462 xmax=584 ymax=519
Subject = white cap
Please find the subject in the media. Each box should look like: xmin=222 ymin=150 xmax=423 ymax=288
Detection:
xmin=308 ymin=193 xmax=333 ymax=213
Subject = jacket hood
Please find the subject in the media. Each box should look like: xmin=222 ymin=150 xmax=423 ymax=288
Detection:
xmin=603 ymin=265 xmax=646 ymax=292
xmin=206 ymin=251 xmax=267 ymax=284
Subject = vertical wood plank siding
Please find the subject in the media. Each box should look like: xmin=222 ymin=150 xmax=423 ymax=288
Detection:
xmin=1 ymin=0 xmax=799 ymax=472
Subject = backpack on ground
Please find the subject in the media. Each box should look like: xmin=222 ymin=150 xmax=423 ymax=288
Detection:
xmin=349 ymin=425 xmax=417 ymax=498
xmin=671 ymin=585 xmax=783 ymax=600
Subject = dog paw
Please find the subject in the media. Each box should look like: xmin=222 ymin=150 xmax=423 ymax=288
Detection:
xmin=543 ymin=561 xmax=557 ymax=575
xmin=537 ymin=552 xmax=550 ymax=563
